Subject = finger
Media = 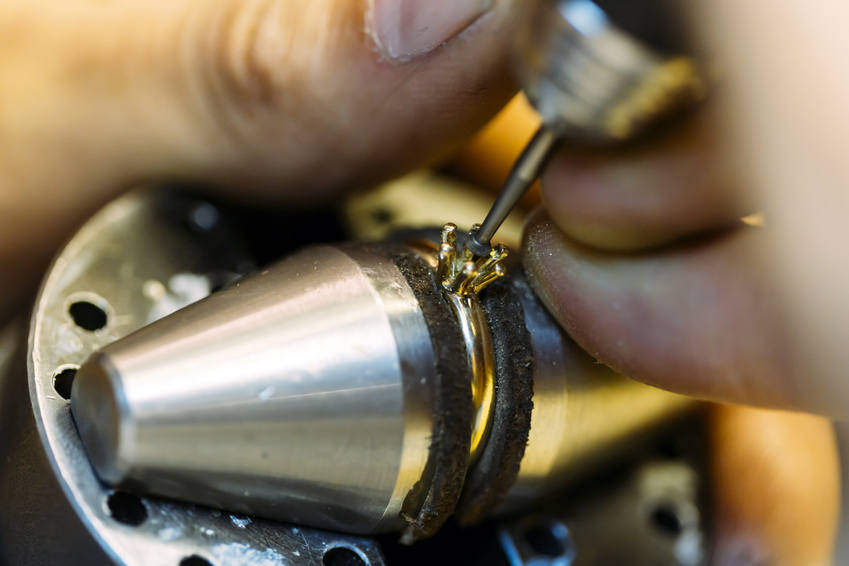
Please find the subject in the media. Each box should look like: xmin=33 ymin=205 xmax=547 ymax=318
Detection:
xmin=522 ymin=209 xmax=817 ymax=413
xmin=709 ymin=405 xmax=839 ymax=566
xmin=1 ymin=0 xmax=518 ymax=315
xmin=700 ymin=1 xmax=849 ymax=431
xmin=540 ymin=104 xmax=759 ymax=252
xmin=5 ymin=0 xmax=518 ymax=201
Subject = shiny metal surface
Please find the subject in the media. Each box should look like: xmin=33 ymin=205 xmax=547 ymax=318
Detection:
xmin=63 ymin=184 xmax=700 ymax=547
xmin=445 ymin=291 xmax=495 ymax=466
xmin=501 ymin=274 xmax=695 ymax=512
xmin=73 ymin=244 xmax=437 ymax=534
xmin=69 ymin=205 xmax=697 ymax=540
xmin=516 ymin=0 xmax=704 ymax=142
xmin=406 ymin=234 xmax=496 ymax=464
xmin=21 ymin=190 xmax=386 ymax=565
xmin=498 ymin=459 xmax=705 ymax=565
xmin=471 ymin=125 xmax=560 ymax=253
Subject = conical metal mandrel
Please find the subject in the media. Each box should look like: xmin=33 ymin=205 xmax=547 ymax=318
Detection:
xmin=72 ymin=239 xmax=696 ymax=539
xmin=72 ymin=245 xmax=442 ymax=534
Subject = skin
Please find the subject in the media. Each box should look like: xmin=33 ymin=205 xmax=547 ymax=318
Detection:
xmin=0 ymin=0 xmax=842 ymax=562
xmin=0 ymin=0 xmax=517 ymax=323
xmin=523 ymin=1 xmax=849 ymax=418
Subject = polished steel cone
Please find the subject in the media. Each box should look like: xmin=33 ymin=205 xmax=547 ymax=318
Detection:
xmin=71 ymin=245 xmax=439 ymax=534
xmin=72 ymin=240 xmax=696 ymax=539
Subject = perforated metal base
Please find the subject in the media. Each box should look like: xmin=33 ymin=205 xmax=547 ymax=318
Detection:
xmin=0 ymin=189 xmax=385 ymax=566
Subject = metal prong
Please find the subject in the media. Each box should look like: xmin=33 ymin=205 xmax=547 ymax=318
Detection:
xmin=474 ymin=244 xmax=509 ymax=276
xmin=442 ymin=223 xmax=458 ymax=246
xmin=471 ymin=263 xmax=507 ymax=294
xmin=450 ymin=262 xmax=479 ymax=295
xmin=436 ymin=242 xmax=456 ymax=284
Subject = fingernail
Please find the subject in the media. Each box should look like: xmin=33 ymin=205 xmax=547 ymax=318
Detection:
xmin=368 ymin=0 xmax=492 ymax=62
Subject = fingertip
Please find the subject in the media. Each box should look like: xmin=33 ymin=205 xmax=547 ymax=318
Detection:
xmin=522 ymin=210 xmax=802 ymax=410
xmin=539 ymin=107 xmax=754 ymax=252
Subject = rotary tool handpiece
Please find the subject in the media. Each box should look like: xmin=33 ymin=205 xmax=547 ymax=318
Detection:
xmin=468 ymin=0 xmax=705 ymax=255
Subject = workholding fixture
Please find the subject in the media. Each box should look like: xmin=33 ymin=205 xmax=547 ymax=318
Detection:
xmin=0 ymin=1 xmax=714 ymax=563
xmin=69 ymin=203 xmax=694 ymax=543
xmin=0 ymin=193 xmax=388 ymax=566
xmin=66 ymin=0 xmax=705 ymax=547
xmin=1 ymin=189 xmax=705 ymax=566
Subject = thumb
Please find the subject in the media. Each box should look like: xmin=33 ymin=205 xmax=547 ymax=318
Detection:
xmin=129 ymin=0 xmax=518 ymax=199
xmin=2 ymin=0 xmax=517 ymax=315
xmin=4 ymin=0 xmax=518 ymax=229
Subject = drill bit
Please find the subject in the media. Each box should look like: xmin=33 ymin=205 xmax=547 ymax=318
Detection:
xmin=466 ymin=125 xmax=561 ymax=257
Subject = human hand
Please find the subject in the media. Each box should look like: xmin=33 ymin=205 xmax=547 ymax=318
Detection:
xmin=462 ymin=92 xmax=841 ymax=566
xmin=0 ymin=0 xmax=518 ymax=322
xmin=515 ymin=2 xmax=847 ymax=563
xmin=522 ymin=0 xmax=849 ymax=419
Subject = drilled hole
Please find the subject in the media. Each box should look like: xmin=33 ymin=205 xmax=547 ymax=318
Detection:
xmin=53 ymin=367 xmax=78 ymax=400
xmin=106 ymin=491 xmax=147 ymax=526
xmin=369 ymin=208 xmax=394 ymax=225
xmin=180 ymin=556 xmax=213 ymax=566
xmin=524 ymin=525 xmax=565 ymax=557
xmin=650 ymin=504 xmax=682 ymax=537
xmin=656 ymin=437 xmax=685 ymax=460
xmin=69 ymin=301 xmax=108 ymax=331
xmin=323 ymin=547 xmax=367 ymax=566
xmin=187 ymin=202 xmax=220 ymax=233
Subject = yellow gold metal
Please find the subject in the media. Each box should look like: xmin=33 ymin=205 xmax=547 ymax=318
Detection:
xmin=442 ymin=223 xmax=458 ymax=244
xmin=436 ymin=242 xmax=455 ymax=283
xmin=408 ymin=223 xmax=507 ymax=464
xmin=471 ymin=263 xmax=506 ymax=295
xmin=432 ymin=223 xmax=508 ymax=462
xmin=436 ymin=224 xmax=509 ymax=297
xmin=445 ymin=292 xmax=495 ymax=466
xmin=449 ymin=262 xmax=474 ymax=295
